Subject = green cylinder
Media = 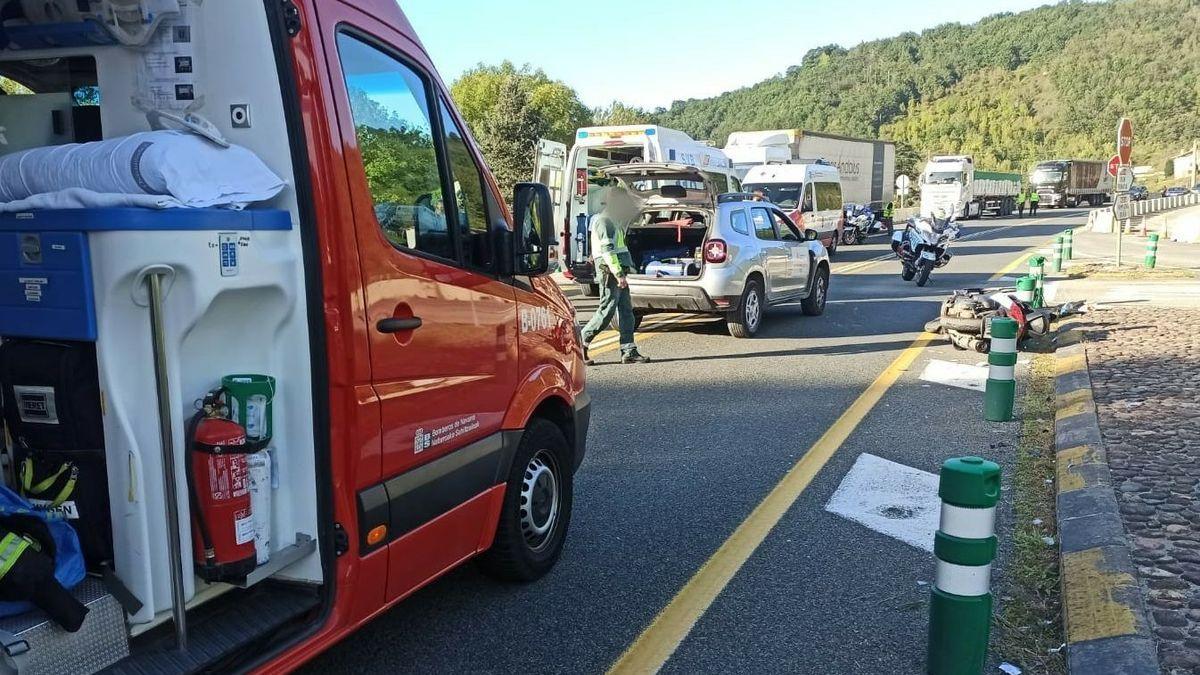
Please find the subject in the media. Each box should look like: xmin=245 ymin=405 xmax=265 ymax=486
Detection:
xmin=989 ymin=317 xmax=1019 ymax=340
xmin=1064 ymin=228 xmax=1073 ymax=260
xmin=928 ymin=589 xmax=993 ymax=675
xmin=984 ymin=379 xmax=1015 ymax=421
xmin=1028 ymin=255 xmax=1046 ymax=306
xmin=1016 ymin=276 xmax=1036 ymax=305
xmin=929 ymin=456 xmax=1000 ymax=675
xmin=222 ymin=374 xmax=277 ymax=444
xmin=939 ymin=456 xmax=1002 ymax=508
xmin=1028 ymin=255 xmax=1045 ymax=276
xmin=1052 ymin=236 xmax=1064 ymax=272
xmin=1145 ymin=233 xmax=1159 ymax=270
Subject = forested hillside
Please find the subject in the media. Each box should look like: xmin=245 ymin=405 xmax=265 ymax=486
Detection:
xmin=651 ymin=0 xmax=1199 ymax=182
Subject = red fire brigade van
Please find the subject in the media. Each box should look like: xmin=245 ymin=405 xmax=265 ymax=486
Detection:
xmin=0 ymin=1 xmax=587 ymax=672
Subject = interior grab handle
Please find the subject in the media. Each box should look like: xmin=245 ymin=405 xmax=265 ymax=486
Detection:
xmin=376 ymin=317 xmax=423 ymax=333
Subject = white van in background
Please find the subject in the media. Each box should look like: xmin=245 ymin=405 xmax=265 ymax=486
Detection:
xmin=534 ymin=125 xmax=738 ymax=295
xmin=741 ymin=163 xmax=846 ymax=255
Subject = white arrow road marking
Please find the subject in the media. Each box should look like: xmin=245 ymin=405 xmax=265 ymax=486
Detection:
xmin=824 ymin=453 xmax=941 ymax=552
xmin=919 ymin=359 xmax=989 ymax=392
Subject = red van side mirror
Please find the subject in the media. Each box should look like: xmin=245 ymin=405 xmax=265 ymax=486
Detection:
xmin=513 ymin=182 xmax=555 ymax=276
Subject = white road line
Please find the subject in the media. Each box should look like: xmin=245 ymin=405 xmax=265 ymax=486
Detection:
xmin=918 ymin=359 xmax=989 ymax=392
xmin=824 ymin=453 xmax=941 ymax=552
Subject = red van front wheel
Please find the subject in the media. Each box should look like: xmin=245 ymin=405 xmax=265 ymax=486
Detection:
xmin=479 ymin=419 xmax=573 ymax=581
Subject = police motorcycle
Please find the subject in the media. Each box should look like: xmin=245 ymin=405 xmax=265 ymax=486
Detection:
xmin=840 ymin=203 xmax=875 ymax=245
xmin=891 ymin=209 xmax=960 ymax=287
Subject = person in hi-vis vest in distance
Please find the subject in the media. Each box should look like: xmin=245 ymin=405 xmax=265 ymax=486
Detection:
xmin=579 ymin=186 xmax=650 ymax=364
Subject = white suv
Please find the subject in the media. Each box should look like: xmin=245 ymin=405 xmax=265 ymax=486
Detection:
xmin=603 ymin=163 xmax=831 ymax=338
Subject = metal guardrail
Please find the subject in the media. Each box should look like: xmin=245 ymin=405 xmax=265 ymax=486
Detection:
xmin=1131 ymin=192 xmax=1200 ymax=217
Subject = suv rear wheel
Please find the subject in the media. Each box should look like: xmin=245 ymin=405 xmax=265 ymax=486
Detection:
xmin=727 ymin=278 xmax=763 ymax=338
xmin=479 ymin=419 xmax=573 ymax=581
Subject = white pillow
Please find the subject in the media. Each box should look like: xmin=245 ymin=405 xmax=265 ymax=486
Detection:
xmin=0 ymin=130 xmax=286 ymax=208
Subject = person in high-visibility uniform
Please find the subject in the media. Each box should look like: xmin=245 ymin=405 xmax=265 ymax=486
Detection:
xmin=881 ymin=201 xmax=895 ymax=234
xmin=580 ymin=186 xmax=649 ymax=364
xmin=1016 ymin=188 xmax=1027 ymax=218
xmin=1029 ymin=189 xmax=1040 ymax=216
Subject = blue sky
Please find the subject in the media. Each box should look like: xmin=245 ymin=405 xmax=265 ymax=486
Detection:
xmin=399 ymin=0 xmax=1054 ymax=110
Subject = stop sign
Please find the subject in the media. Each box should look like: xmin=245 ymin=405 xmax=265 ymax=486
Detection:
xmin=1107 ymin=155 xmax=1121 ymax=177
xmin=1116 ymin=118 xmax=1133 ymax=164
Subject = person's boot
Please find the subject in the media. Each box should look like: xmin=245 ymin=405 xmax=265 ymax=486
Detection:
xmin=621 ymin=349 xmax=650 ymax=364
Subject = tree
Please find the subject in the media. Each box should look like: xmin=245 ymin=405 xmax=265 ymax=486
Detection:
xmin=593 ymin=101 xmax=649 ymax=127
xmin=477 ymin=76 xmax=548 ymax=198
xmin=650 ymin=0 xmax=1196 ymax=188
xmin=893 ymin=140 xmax=923 ymax=183
xmin=451 ymin=61 xmax=590 ymax=147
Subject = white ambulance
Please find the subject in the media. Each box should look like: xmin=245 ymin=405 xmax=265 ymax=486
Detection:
xmin=534 ymin=125 xmax=738 ymax=295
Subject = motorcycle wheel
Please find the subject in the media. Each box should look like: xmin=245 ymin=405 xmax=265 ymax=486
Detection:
xmin=901 ymin=264 xmax=916 ymax=281
xmin=841 ymin=228 xmax=857 ymax=246
xmin=915 ymin=260 xmax=934 ymax=286
xmin=855 ymin=229 xmax=867 ymax=245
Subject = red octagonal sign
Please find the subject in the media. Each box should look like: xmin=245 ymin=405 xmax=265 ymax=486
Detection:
xmin=1117 ymin=117 xmax=1133 ymax=165
xmin=1107 ymin=155 xmax=1121 ymax=177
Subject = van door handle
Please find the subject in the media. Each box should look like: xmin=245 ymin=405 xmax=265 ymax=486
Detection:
xmin=376 ymin=317 xmax=423 ymax=333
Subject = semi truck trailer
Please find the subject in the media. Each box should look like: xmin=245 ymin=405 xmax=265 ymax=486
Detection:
xmin=920 ymin=155 xmax=1021 ymax=219
xmin=723 ymin=129 xmax=895 ymax=209
xmin=1029 ymin=159 xmax=1113 ymax=207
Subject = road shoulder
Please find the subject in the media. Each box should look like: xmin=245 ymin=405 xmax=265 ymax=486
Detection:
xmin=1053 ymin=325 xmax=1158 ymax=674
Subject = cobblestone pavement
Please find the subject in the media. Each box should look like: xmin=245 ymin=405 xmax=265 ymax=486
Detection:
xmin=1084 ymin=307 xmax=1200 ymax=674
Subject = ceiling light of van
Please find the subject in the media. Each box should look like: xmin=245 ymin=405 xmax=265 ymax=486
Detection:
xmin=577 ymin=131 xmax=589 ymax=139
xmin=644 ymin=128 xmax=655 ymax=135
xmin=703 ymin=239 xmax=727 ymax=264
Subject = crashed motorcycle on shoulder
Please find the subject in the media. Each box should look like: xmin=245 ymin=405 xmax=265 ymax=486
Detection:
xmin=924 ymin=287 xmax=1089 ymax=353
xmin=891 ymin=213 xmax=960 ymax=287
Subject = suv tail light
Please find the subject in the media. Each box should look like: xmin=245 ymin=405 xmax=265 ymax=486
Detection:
xmin=703 ymin=239 xmax=727 ymax=264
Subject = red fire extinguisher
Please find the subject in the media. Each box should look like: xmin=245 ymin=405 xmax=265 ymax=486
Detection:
xmin=186 ymin=391 xmax=257 ymax=582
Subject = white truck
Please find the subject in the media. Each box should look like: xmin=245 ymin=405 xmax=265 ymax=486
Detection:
xmin=919 ymin=155 xmax=1021 ymax=219
xmin=534 ymin=125 xmax=738 ymax=295
xmin=722 ymin=129 xmax=895 ymax=208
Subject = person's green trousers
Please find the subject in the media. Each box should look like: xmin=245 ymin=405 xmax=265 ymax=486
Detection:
xmin=580 ymin=267 xmax=637 ymax=356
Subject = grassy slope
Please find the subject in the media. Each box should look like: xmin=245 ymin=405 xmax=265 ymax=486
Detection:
xmin=652 ymin=0 xmax=1199 ymax=185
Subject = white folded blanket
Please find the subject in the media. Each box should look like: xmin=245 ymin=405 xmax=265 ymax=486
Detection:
xmin=0 ymin=131 xmax=286 ymax=209
xmin=0 ymin=188 xmax=185 ymax=213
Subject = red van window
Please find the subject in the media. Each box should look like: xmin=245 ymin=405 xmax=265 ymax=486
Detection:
xmin=437 ymin=100 xmax=493 ymax=272
xmin=336 ymin=33 xmax=454 ymax=261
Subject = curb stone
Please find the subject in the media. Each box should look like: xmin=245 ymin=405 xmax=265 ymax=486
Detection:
xmin=1054 ymin=325 xmax=1158 ymax=675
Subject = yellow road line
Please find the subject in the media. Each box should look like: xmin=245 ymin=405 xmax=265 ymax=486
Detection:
xmin=606 ymin=332 xmax=936 ymax=674
xmin=988 ymin=238 xmax=1058 ymax=281
xmin=587 ymin=314 xmax=687 ymax=350
xmin=587 ymin=314 xmax=703 ymax=357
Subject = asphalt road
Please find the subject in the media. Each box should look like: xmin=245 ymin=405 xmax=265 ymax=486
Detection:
xmin=307 ymin=209 xmax=1090 ymax=674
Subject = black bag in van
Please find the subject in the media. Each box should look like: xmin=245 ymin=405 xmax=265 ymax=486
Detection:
xmin=14 ymin=448 xmax=113 ymax=570
xmin=0 ymin=339 xmax=112 ymax=569
xmin=0 ymin=339 xmax=105 ymax=453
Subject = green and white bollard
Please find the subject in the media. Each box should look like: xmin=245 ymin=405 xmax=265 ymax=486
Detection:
xmin=984 ymin=317 xmax=1018 ymax=422
xmin=1015 ymin=276 xmax=1036 ymax=306
xmin=1052 ymin=235 xmax=1064 ymax=273
xmin=1145 ymin=233 xmax=1159 ymax=270
xmin=1064 ymin=228 xmax=1073 ymax=260
xmin=1028 ymin=255 xmax=1046 ymax=308
xmin=927 ymin=456 xmax=1001 ymax=675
